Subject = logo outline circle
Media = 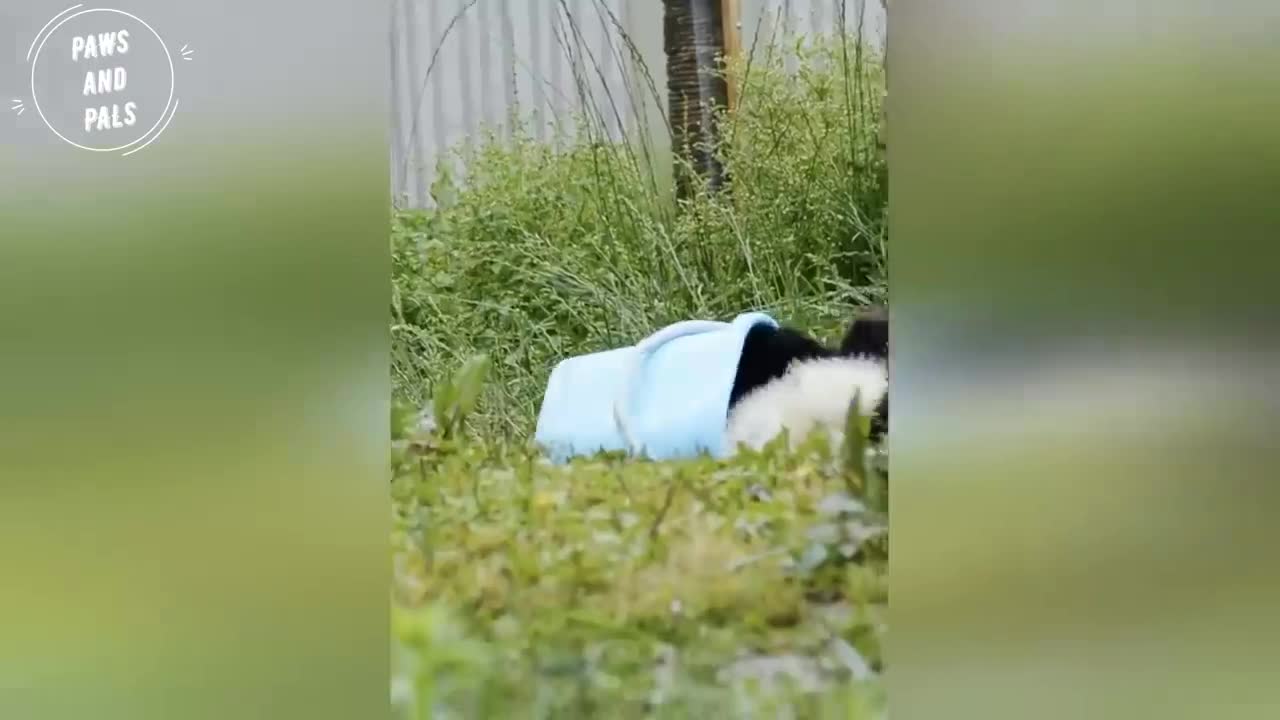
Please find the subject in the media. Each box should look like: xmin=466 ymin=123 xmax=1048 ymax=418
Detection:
xmin=29 ymin=7 xmax=175 ymax=153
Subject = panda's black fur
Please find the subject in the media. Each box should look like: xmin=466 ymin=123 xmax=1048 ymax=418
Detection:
xmin=724 ymin=306 xmax=889 ymax=451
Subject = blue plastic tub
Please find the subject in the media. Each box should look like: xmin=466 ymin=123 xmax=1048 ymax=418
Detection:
xmin=534 ymin=312 xmax=777 ymax=462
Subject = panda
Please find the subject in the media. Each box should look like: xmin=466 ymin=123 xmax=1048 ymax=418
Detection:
xmin=724 ymin=306 xmax=888 ymax=454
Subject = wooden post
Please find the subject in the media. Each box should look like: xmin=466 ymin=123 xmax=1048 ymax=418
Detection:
xmin=720 ymin=0 xmax=742 ymax=113
xmin=663 ymin=0 xmax=730 ymax=197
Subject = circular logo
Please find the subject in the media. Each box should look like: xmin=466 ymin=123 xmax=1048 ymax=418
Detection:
xmin=29 ymin=7 xmax=176 ymax=154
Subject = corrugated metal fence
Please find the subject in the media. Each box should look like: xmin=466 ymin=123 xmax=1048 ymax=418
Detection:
xmin=390 ymin=0 xmax=885 ymax=208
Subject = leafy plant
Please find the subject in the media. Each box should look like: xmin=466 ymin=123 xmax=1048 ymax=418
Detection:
xmin=391 ymin=356 xmax=889 ymax=719
xmin=431 ymin=353 xmax=491 ymax=441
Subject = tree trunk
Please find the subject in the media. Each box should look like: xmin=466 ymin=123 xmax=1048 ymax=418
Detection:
xmin=663 ymin=0 xmax=729 ymax=198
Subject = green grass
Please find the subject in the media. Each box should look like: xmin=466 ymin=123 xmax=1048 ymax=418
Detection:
xmin=392 ymin=360 xmax=888 ymax=719
xmin=391 ymin=31 xmax=888 ymax=719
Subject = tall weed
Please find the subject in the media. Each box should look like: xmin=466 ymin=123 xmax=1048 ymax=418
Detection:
xmin=391 ymin=33 xmax=887 ymax=436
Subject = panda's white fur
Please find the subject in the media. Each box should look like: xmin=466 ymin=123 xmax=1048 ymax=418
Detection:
xmin=724 ymin=354 xmax=888 ymax=454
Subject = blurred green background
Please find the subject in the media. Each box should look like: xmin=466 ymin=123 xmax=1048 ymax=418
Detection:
xmin=1 ymin=2 xmax=389 ymax=718
xmin=892 ymin=2 xmax=1280 ymax=719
